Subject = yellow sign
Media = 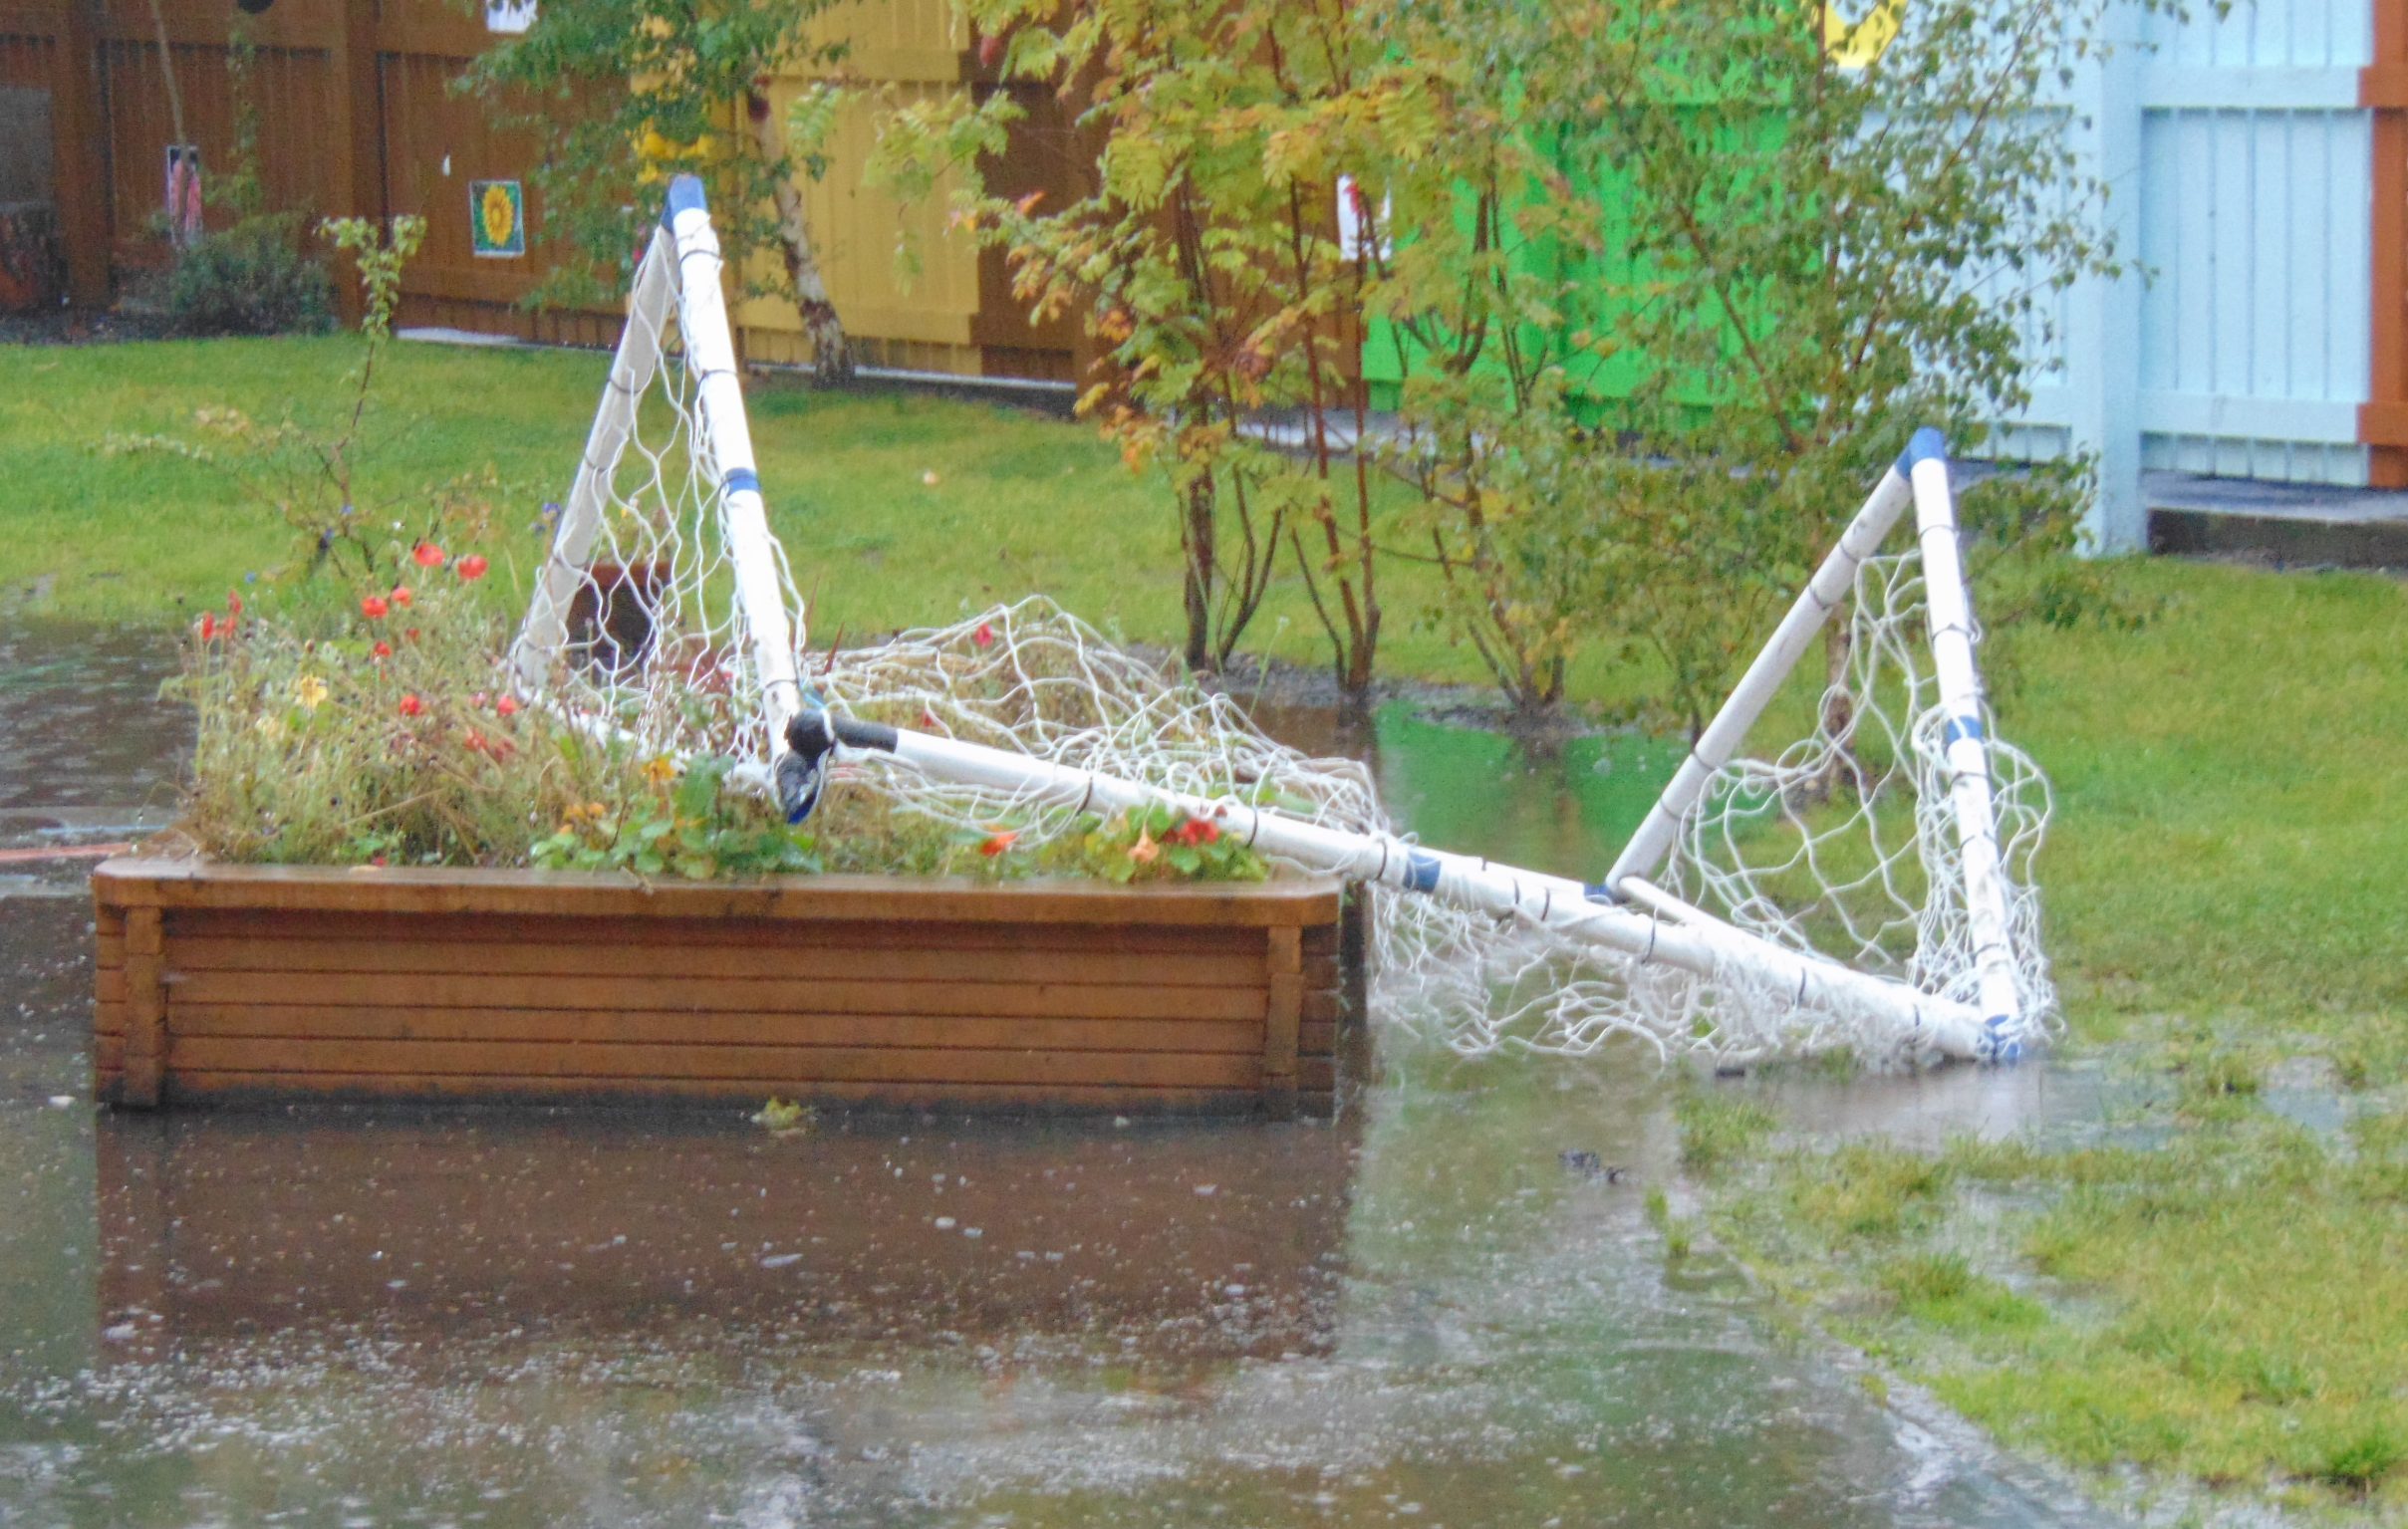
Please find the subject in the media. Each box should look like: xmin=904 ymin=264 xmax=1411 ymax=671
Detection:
xmin=1822 ymin=0 xmax=1903 ymax=68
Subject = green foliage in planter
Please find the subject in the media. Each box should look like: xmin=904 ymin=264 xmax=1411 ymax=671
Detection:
xmin=532 ymin=753 xmax=823 ymax=879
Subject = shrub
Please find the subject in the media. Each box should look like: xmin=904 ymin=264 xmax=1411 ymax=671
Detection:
xmin=154 ymin=218 xmax=334 ymax=339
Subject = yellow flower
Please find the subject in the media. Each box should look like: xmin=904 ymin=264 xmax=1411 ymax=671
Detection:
xmin=643 ymin=756 xmax=678 ymax=787
xmin=294 ymin=674 xmax=329 ymax=710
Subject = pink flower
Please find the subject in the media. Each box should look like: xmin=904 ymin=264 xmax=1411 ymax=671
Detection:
xmin=360 ymin=595 xmax=389 ymax=620
xmin=973 ymin=622 xmax=995 ymax=649
xmin=457 ymin=555 xmax=489 ymax=582
xmin=412 ymin=543 xmax=444 ymax=569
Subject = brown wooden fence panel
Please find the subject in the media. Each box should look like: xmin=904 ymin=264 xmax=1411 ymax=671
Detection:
xmin=3 ymin=0 xmax=1084 ymax=373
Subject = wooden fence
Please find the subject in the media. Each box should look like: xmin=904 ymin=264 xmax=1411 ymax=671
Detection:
xmin=0 ymin=0 xmax=1084 ymax=375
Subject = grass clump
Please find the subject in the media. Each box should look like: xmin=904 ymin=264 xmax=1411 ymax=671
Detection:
xmin=1674 ymin=1088 xmax=1777 ymax=1174
xmin=1786 ymin=1142 xmax=1954 ymax=1239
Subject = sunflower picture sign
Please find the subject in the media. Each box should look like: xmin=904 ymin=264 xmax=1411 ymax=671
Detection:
xmin=470 ymin=179 xmax=526 ymax=258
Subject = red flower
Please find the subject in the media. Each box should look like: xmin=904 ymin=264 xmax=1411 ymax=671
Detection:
xmin=463 ymin=729 xmax=488 ymax=755
xmin=226 ymin=591 xmax=243 ymax=617
xmin=398 ymin=693 xmax=425 ymax=718
xmin=978 ymin=830 xmax=1018 ymax=858
xmin=1192 ymin=820 xmax=1219 ymax=846
xmin=360 ymin=595 xmax=389 ymax=620
xmin=372 ymin=640 xmax=393 ymax=660
xmin=457 ymin=555 xmax=489 ymax=582
xmin=197 ymin=613 xmax=219 ymax=640
xmin=404 ymin=628 xmax=421 ymax=642
xmin=973 ymin=622 xmax=995 ymax=649
xmin=412 ymin=543 xmax=444 ymax=569
xmin=495 ymin=695 xmax=520 ymax=717
xmin=391 ymin=585 xmax=413 ymax=609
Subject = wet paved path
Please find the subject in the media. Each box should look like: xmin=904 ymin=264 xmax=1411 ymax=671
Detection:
xmin=0 ymin=624 xmax=2118 ymax=1528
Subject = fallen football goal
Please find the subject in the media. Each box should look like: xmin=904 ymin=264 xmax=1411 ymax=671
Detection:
xmin=509 ymin=175 xmax=2055 ymax=1066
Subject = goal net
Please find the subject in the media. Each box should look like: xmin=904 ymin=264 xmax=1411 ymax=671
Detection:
xmin=511 ymin=176 xmax=2055 ymax=1066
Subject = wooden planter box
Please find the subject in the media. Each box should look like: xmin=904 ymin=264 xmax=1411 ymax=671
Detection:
xmin=92 ymin=859 xmax=1362 ymax=1118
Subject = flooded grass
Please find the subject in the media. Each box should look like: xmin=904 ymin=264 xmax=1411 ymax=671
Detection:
xmin=5 ymin=389 xmax=2405 ymax=1517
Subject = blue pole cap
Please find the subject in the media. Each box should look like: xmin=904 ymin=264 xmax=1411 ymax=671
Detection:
xmin=664 ymin=174 xmax=708 ymax=226
xmin=1897 ymin=426 xmax=1948 ymax=475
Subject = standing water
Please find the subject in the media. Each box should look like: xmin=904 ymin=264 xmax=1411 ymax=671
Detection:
xmin=0 ymin=627 xmax=2112 ymax=1528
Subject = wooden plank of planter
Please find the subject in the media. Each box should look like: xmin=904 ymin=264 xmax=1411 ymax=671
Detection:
xmin=120 ymin=906 xmax=164 ymax=1107
xmin=163 ymin=1072 xmax=1263 ymax=1113
xmin=1261 ymin=925 xmax=1302 ymax=1122
xmin=167 ymin=969 xmax=1270 ymax=1022
xmin=167 ymin=1038 xmax=1260 ymax=1089
xmin=166 ymin=935 xmax=1262 ymax=988
xmin=169 ymin=909 xmax=1262 ymax=956
xmin=167 ymin=1004 xmax=1265 ymax=1054
xmin=95 ymin=861 xmax=1340 ymax=926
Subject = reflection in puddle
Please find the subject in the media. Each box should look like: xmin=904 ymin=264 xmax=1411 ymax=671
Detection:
xmin=0 ymin=626 xmax=2119 ymax=1527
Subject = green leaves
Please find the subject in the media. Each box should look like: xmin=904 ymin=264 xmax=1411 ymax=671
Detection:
xmin=528 ymin=753 xmax=825 ymax=881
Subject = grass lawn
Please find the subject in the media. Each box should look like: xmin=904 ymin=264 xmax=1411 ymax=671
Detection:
xmin=6 ymin=333 xmax=2407 ymax=1516
xmin=1 ymin=333 xmax=1521 ymax=694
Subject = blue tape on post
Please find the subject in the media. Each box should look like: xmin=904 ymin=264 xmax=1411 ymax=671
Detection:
xmin=1404 ymin=853 xmax=1443 ymax=893
xmin=664 ymin=174 xmax=708 ymax=225
xmin=1897 ymin=426 xmax=1948 ymax=475
xmin=1982 ymin=1014 xmax=2020 ymax=1064
xmin=723 ymin=468 xmax=760 ymax=498
xmin=1943 ymin=714 xmax=1987 ymax=747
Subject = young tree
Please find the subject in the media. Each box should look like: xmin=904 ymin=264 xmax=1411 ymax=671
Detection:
xmin=871 ymin=0 xmax=1396 ymax=687
xmin=466 ymin=0 xmax=856 ymax=382
xmin=1489 ymin=0 xmax=2130 ymax=736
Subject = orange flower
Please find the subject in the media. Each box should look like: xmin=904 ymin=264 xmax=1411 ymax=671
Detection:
xmin=398 ymin=693 xmax=425 ymax=718
xmin=978 ymin=829 xmax=1018 ymax=858
xmin=360 ymin=595 xmax=389 ymax=620
xmin=412 ymin=543 xmax=444 ymax=569
xmin=1128 ymin=828 xmax=1159 ymax=866
xmin=457 ymin=555 xmax=489 ymax=582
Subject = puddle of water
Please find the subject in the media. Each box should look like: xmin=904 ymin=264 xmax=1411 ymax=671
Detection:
xmin=0 ymin=625 xmax=2120 ymax=1529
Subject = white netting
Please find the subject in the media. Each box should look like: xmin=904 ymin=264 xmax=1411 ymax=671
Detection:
xmin=1389 ymin=547 xmax=2058 ymax=1063
xmin=512 ymin=228 xmax=809 ymax=776
xmin=519 ymin=196 xmax=2051 ymax=1067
